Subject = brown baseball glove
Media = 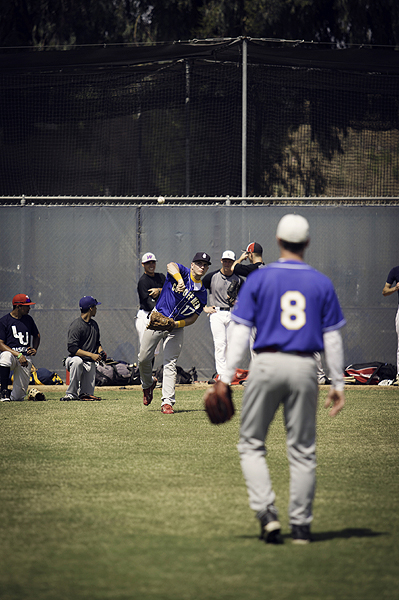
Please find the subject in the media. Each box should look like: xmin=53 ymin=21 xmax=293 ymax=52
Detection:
xmin=204 ymin=380 xmax=235 ymax=425
xmin=147 ymin=311 xmax=176 ymax=332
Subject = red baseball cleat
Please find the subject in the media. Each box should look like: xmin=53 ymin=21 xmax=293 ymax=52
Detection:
xmin=161 ymin=403 xmax=174 ymax=414
xmin=143 ymin=377 xmax=157 ymax=406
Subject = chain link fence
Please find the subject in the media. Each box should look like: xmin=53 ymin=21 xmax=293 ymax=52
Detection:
xmin=0 ymin=202 xmax=398 ymax=381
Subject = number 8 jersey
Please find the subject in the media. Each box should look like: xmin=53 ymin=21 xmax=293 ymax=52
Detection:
xmin=231 ymin=259 xmax=345 ymax=353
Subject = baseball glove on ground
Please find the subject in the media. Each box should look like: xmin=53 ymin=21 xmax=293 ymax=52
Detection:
xmin=204 ymin=380 xmax=235 ymax=425
xmin=28 ymin=388 xmax=46 ymax=401
xmin=147 ymin=311 xmax=175 ymax=332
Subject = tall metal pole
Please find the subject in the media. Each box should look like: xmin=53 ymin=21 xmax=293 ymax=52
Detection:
xmin=242 ymin=38 xmax=247 ymax=200
xmin=185 ymin=60 xmax=190 ymax=196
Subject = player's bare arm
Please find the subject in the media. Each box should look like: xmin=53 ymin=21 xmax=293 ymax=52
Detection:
xmin=167 ymin=262 xmax=186 ymax=292
xmin=76 ymin=348 xmax=101 ymax=362
xmin=231 ymin=251 xmax=248 ymax=270
xmin=148 ymin=287 xmax=162 ymax=298
xmin=167 ymin=262 xmax=180 ymax=276
xmin=382 ymin=281 xmax=399 ymax=296
xmin=203 ymin=305 xmax=217 ymax=314
xmin=174 ymin=313 xmax=199 ymax=328
xmin=0 ymin=338 xmax=30 ymax=366
xmin=27 ymin=333 xmax=41 ymax=355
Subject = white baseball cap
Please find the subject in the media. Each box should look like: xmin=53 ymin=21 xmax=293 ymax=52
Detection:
xmin=221 ymin=250 xmax=235 ymax=260
xmin=276 ymin=214 xmax=310 ymax=243
xmin=142 ymin=252 xmax=157 ymax=263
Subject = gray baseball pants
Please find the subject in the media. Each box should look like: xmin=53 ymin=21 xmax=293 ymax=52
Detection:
xmin=237 ymin=352 xmax=318 ymax=526
xmin=139 ymin=327 xmax=184 ymax=406
xmin=65 ymin=356 xmax=96 ymax=399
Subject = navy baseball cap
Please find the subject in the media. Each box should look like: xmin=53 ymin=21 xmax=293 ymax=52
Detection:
xmin=79 ymin=296 xmax=101 ymax=311
xmin=192 ymin=252 xmax=211 ymax=265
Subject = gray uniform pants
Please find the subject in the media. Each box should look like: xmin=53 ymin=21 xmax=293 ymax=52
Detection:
xmin=237 ymin=352 xmax=318 ymax=526
xmin=139 ymin=327 xmax=184 ymax=406
xmin=65 ymin=356 xmax=96 ymax=399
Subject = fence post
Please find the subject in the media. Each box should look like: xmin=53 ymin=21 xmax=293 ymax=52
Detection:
xmin=242 ymin=38 xmax=247 ymax=201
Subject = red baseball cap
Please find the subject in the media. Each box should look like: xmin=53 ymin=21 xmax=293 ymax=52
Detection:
xmin=13 ymin=294 xmax=35 ymax=306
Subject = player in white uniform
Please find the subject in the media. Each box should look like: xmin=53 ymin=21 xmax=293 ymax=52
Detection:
xmin=203 ymin=250 xmax=242 ymax=382
xmin=136 ymin=252 xmax=165 ymax=360
xmin=139 ymin=252 xmax=210 ymax=414
xmin=222 ymin=214 xmax=346 ymax=544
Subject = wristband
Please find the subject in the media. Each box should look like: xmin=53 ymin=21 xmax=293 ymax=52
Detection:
xmin=17 ymin=353 xmax=23 ymax=359
xmin=176 ymin=320 xmax=186 ymax=328
xmin=172 ymin=272 xmax=183 ymax=282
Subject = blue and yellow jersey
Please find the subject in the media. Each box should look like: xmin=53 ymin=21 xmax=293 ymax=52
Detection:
xmin=156 ymin=263 xmax=207 ymax=320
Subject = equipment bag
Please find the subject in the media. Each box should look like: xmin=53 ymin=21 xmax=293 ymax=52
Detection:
xmin=155 ymin=365 xmax=197 ymax=385
xmin=95 ymin=359 xmax=139 ymax=386
xmin=29 ymin=367 xmax=64 ymax=385
xmin=231 ymin=368 xmax=249 ymax=385
xmin=344 ymin=362 xmax=396 ymax=385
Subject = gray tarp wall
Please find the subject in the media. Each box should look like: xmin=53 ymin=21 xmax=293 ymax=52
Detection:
xmin=0 ymin=203 xmax=398 ymax=380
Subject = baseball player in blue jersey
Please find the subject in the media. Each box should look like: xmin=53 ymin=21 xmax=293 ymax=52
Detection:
xmin=382 ymin=265 xmax=399 ymax=383
xmin=139 ymin=252 xmax=210 ymax=414
xmin=221 ymin=214 xmax=346 ymax=544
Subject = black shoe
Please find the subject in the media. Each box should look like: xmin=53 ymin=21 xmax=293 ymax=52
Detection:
xmin=1 ymin=389 xmax=11 ymax=402
xmin=258 ymin=506 xmax=283 ymax=544
xmin=291 ymin=524 xmax=312 ymax=544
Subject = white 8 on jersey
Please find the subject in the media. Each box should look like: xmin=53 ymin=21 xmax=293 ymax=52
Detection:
xmin=280 ymin=291 xmax=306 ymax=330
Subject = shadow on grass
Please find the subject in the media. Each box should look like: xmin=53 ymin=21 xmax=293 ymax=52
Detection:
xmin=240 ymin=528 xmax=388 ymax=543
xmin=310 ymin=528 xmax=389 ymax=542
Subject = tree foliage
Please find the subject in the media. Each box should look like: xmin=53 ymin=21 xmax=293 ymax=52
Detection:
xmin=1 ymin=0 xmax=398 ymax=48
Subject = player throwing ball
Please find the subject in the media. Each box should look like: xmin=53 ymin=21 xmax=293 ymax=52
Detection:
xmin=139 ymin=252 xmax=211 ymax=414
xmin=220 ymin=214 xmax=346 ymax=544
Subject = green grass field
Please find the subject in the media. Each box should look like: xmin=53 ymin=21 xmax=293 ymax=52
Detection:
xmin=0 ymin=385 xmax=397 ymax=600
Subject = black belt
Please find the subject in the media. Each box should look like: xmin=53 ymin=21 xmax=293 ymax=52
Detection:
xmin=219 ymin=307 xmax=230 ymax=311
xmin=256 ymin=346 xmax=313 ymax=358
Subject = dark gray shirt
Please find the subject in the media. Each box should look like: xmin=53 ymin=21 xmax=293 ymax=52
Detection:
xmin=67 ymin=316 xmax=101 ymax=359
